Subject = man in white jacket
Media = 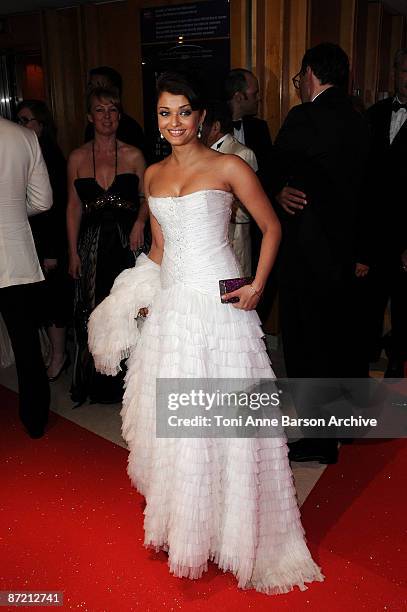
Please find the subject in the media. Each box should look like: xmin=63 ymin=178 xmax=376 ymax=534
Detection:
xmin=202 ymin=100 xmax=258 ymax=276
xmin=0 ymin=117 xmax=52 ymax=438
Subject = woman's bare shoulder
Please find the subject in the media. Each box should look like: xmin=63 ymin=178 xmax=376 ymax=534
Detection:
xmin=205 ymin=148 xmax=250 ymax=177
xmin=144 ymin=159 xmax=168 ymax=187
xmin=202 ymin=147 xmax=246 ymax=169
xmin=219 ymin=151 xmax=250 ymax=168
xmin=68 ymin=142 xmax=91 ymax=164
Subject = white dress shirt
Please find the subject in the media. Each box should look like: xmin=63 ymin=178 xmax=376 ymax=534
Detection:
xmin=0 ymin=118 xmax=52 ymax=288
xmin=390 ymin=96 xmax=407 ymax=144
xmin=233 ymin=119 xmax=245 ymax=145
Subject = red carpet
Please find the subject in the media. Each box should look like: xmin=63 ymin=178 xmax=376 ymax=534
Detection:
xmin=0 ymin=384 xmax=406 ymax=611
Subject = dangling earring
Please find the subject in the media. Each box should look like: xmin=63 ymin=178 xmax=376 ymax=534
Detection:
xmin=197 ymin=124 xmax=202 ymax=139
xmin=159 ymin=130 xmax=164 ymax=140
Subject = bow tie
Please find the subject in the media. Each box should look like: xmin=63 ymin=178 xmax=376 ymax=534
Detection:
xmin=232 ymin=120 xmax=242 ymax=130
xmin=392 ymin=101 xmax=407 ymax=112
xmin=216 ymin=139 xmax=225 ymax=150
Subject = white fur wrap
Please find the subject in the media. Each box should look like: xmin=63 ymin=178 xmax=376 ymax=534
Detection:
xmin=87 ymin=253 xmax=161 ymax=376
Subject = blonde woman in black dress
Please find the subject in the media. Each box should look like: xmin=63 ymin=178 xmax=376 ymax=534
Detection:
xmin=67 ymin=86 xmax=148 ymax=404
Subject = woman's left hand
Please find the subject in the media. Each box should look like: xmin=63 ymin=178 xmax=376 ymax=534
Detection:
xmin=130 ymin=220 xmax=145 ymax=251
xmin=43 ymin=258 xmax=58 ymax=272
xmin=221 ymin=285 xmax=262 ymax=310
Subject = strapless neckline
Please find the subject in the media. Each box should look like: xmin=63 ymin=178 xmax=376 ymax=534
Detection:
xmin=148 ymin=189 xmax=233 ymax=200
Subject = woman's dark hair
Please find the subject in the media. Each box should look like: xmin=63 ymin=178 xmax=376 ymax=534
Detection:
xmin=301 ymin=43 xmax=349 ymax=89
xmin=156 ymin=71 xmax=205 ymax=112
xmin=86 ymin=86 xmax=122 ymax=114
xmin=16 ymin=99 xmax=57 ymax=143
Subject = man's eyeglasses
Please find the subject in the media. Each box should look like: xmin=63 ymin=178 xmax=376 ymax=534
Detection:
xmin=17 ymin=116 xmax=36 ymax=125
xmin=292 ymin=72 xmax=303 ymax=90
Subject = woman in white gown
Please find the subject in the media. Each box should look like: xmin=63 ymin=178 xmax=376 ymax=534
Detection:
xmin=88 ymin=72 xmax=323 ymax=594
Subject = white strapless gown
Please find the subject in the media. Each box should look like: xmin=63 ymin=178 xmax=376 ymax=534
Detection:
xmin=119 ymin=190 xmax=323 ymax=594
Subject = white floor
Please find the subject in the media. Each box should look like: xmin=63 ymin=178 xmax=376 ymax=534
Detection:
xmin=0 ymin=351 xmax=326 ymax=506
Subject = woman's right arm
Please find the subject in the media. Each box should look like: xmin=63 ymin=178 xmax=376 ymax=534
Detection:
xmin=66 ymin=151 xmax=83 ymax=279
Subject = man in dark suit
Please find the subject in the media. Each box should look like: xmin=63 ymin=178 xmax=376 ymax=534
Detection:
xmin=269 ymin=43 xmax=370 ymax=463
xmin=84 ymin=66 xmax=146 ymax=156
xmin=365 ymin=48 xmax=407 ymax=377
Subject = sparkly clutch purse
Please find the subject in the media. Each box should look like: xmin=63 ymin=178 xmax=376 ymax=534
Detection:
xmin=219 ymin=276 xmax=253 ymax=303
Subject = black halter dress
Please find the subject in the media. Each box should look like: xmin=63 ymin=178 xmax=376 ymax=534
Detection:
xmin=72 ymin=142 xmax=147 ymax=405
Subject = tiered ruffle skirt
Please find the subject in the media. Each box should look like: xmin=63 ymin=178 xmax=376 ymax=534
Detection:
xmin=121 ymin=282 xmax=324 ymax=594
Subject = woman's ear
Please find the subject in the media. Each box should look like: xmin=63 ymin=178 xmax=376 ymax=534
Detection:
xmin=87 ymin=113 xmax=94 ymax=124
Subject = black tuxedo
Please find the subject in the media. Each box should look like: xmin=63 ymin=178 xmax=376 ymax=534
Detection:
xmin=363 ymin=97 xmax=407 ymax=366
xmin=366 ymin=97 xmax=407 ymax=258
xmin=270 ymin=87 xmax=370 ymax=379
xmin=240 ymin=116 xmax=272 ymax=173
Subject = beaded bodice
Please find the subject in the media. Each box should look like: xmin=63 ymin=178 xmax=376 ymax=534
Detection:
xmin=148 ymin=189 xmax=240 ymax=296
xmin=74 ymin=174 xmax=140 ymax=215
xmin=74 ymin=140 xmax=140 ymax=215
